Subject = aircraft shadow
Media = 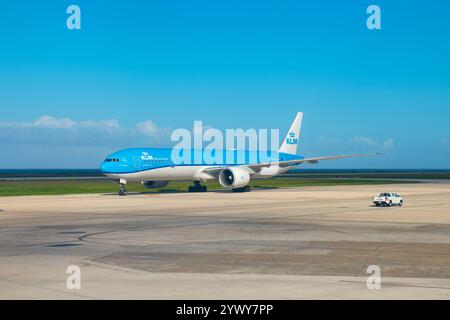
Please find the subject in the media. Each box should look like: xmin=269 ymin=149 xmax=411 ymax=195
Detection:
xmin=101 ymin=186 xmax=279 ymax=196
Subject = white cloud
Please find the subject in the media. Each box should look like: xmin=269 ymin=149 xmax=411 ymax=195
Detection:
xmin=0 ymin=115 xmax=121 ymax=131
xmin=312 ymin=135 xmax=395 ymax=152
xmin=33 ymin=115 xmax=78 ymax=129
xmin=353 ymin=136 xmax=395 ymax=150
xmin=383 ymin=138 xmax=395 ymax=149
xmin=0 ymin=115 xmax=169 ymax=148
xmin=0 ymin=115 xmax=174 ymax=167
xmin=353 ymin=136 xmax=378 ymax=148
xmin=136 ymin=120 xmax=159 ymax=136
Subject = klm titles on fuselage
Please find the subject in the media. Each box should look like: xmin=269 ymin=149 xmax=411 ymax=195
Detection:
xmin=140 ymin=152 xmax=153 ymax=161
xmin=140 ymin=152 xmax=168 ymax=162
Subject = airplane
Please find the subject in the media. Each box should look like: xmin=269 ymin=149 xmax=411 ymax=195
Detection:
xmin=100 ymin=112 xmax=379 ymax=195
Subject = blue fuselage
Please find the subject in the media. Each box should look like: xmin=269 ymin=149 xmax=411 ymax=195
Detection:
xmin=101 ymin=147 xmax=303 ymax=177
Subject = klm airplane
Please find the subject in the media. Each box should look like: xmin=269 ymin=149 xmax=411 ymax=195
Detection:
xmin=101 ymin=113 xmax=377 ymax=195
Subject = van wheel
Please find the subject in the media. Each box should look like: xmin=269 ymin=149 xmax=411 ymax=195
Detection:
xmin=399 ymin=200 xmax=403 ymax=206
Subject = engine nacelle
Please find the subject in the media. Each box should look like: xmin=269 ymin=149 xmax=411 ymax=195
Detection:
xmin=142 ymin=181 xmax=169 ymax=188
xmin=218 ymin=167 xmax=250 ymax=189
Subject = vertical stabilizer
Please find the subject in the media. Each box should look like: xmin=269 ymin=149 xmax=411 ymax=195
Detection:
xmin=279 ymin=112 xmax=303 ymax=155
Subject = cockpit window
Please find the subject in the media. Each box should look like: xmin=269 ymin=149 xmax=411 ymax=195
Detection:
xmin=105 ymin=158 xmax=120 ymax=162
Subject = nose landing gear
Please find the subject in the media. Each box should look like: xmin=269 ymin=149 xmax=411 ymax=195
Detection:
xmin=118 ymin=179 xmax=127 ymax=196
xmin=119 ymin=185 xmax=127 ymax=196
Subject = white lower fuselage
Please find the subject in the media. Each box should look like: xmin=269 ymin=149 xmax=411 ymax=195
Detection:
xmin=104 ymin=164 xmax=291 ymax=182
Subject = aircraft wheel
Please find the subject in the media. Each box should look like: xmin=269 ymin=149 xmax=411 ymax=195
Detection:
xmin=119 ymin=187 xmax=127 ymax=196
xmin=232 ymin=186 xmax=251 ymax=192
xmin=188 ymin=185 xmax=207 ymax=192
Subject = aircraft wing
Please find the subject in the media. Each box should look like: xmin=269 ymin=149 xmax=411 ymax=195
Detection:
xmin=246 ymin=153 xmax=382 ymax=170
xmin=201 ymin=153 xmax=381 ymax=176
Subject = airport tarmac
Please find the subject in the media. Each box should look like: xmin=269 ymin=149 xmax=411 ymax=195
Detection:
xmin=1 ymin=183 xmax=450 ymax=299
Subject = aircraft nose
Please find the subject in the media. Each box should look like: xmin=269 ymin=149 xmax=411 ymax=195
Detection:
xmin=100 ymin=161 xmax=109 ymax=174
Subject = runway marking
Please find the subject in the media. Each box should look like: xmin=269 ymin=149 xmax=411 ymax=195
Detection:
xmin=76 ymin=206 xmax=369 ymax=246
xmin=73 ymin=199 xmax=450 ymax=247
xmin=9 ymin=201 xmax=450 ymax=249
xmin=19 ymin=239 xmax=85 ymax=247
xmin=0 ymin=278 xmax=97 ymax=299
xmin=340 ymin=279 xmax=450 ymax=291
xmin=355 ymin=244 xmax=381 ymax=277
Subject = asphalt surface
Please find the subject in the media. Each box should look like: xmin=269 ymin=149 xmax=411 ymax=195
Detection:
xmin=1 ymin=183 xmax=450 ymax=299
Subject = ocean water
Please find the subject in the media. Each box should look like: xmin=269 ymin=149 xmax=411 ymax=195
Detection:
xmin=1 ymin=168 xmax=449 ymax=178
xmin=0 ymin=169 xmax=103 ymax=178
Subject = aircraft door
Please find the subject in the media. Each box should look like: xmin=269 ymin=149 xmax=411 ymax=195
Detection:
xmin=133 ymin=156 xmax=141 ymax=170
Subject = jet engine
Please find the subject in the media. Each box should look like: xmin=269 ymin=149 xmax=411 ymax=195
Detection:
xmin=218 ymin=167 xmax=250 ymax=189
xmin=142 ymin=181 xmax=169 ymax=188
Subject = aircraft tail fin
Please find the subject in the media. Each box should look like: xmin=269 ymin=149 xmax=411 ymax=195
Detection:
xmin=279 ymin=112 xmax=303 ymax=155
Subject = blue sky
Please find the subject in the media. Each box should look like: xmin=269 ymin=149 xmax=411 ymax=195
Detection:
xmin=0 ymin=0 xmax=449 ymax=168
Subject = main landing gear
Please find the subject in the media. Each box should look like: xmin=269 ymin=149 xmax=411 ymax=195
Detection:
xmin=188 ymin=181 xmax=207 ymax=192
xmin=118 ymin=179 xmax=127 ymax=196
xmin=232 ymin=185 xmax=252 ymax=192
